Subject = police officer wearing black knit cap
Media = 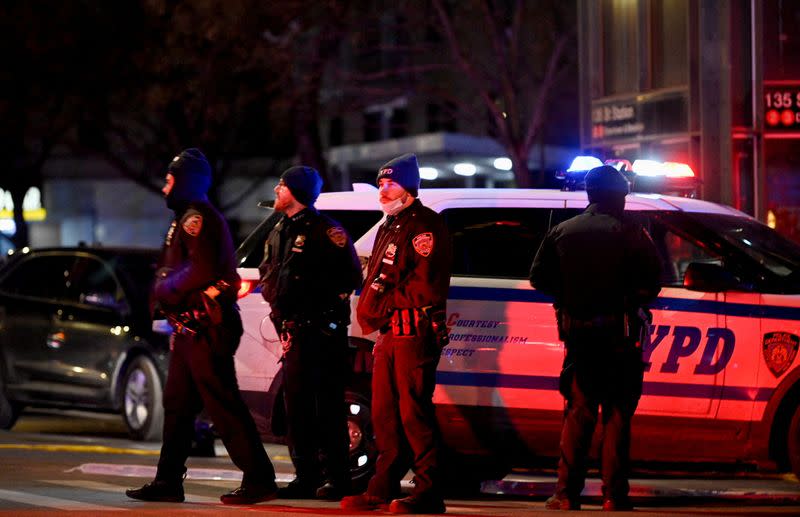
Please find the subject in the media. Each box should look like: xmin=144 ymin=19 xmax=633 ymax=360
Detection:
xmin=258 ymin=166 xmax=362 ymax=501
xmin=126 ymin=148 xmax=278 ymax=506
xmin=530 ymin=165 xmax=661 ymax=512
xmin=341 ymin=154 xmax=452 ymax=515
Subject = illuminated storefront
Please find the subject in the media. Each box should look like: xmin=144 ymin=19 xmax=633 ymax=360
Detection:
xmin=578 ymin=0 xmax=800 ymax=243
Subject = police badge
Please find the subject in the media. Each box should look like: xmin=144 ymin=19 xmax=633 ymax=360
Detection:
xmin=292 ymin=234 xmax=306 ymax=253
xmin=383 ymin=243 xmax=397 ymax=264
xmin=762 ymin=331 xmax=799 ymax=378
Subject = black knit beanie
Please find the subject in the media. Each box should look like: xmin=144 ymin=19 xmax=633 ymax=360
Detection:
xmin=281 ymin=166 xmax=323 ymax=207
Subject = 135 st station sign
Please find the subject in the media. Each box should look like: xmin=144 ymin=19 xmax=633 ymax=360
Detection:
xmin=764 ymin=83 xmax=800 ymax=131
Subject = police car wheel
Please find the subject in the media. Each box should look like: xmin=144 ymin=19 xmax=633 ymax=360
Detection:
xmin=788 ymin=402 xmax=800 ymax=479
xmin=121 ymin=356 xmax=164 ymax=442
xmin=0 ymin=390 xmax=22 ymax=430
xmin=345 ymin=389 xmax=376 ymax=488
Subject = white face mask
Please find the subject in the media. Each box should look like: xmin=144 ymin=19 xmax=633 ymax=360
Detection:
xmin=380 ymin=197 xmax=405 ymax=216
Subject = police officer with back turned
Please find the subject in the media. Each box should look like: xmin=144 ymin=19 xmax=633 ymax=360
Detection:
xmin=258 ymin=166 xmax=362 ymax=501
xmin=126 ymin=148 xmax=278 ymax=506
xmin=341 ymin=153 xmax=452 ymax=515
xmin=530 ymin=165 xmax=661 ymax=512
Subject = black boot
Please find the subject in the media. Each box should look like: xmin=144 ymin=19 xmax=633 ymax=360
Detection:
xmin=126 ymin=480 xmax=184 ymax=503
xmin=277 ymin=478 xmax=319 ymax=499
xmin=220 ymin=482 xmax=278 ymax=505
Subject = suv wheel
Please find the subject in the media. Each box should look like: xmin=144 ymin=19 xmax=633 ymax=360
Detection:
xmin=345 ymin=389 xmax=376 ymax=489
xmin=121 ymin=355 xmax=164 ymax=441
xmin=0 ymin=391 xmax=22 ymax=430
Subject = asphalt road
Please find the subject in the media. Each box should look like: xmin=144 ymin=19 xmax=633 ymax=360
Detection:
xmin=0 ymin=409 xmax=798 ymax=516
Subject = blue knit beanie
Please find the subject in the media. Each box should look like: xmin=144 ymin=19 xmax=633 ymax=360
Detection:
xmin=377 ymin=154 xmax=420 ymax=197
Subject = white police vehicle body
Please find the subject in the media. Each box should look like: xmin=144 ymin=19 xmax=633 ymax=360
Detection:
xmin=235 ymin=180 xmax=800 ymax=484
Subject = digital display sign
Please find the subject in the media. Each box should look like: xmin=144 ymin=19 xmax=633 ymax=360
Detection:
xmin=764 ymin=85 xmax=800 ymax=130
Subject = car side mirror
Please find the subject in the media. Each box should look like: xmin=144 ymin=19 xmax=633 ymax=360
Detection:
xmin=683 ymin=262 xmax=738 ymax=292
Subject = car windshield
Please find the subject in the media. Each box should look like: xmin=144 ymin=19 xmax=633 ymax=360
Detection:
xmin=688 ymin=213 xmax=800 ymax=277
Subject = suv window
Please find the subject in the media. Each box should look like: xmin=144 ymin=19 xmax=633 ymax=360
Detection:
xmin=66 ymin=256 xmax=124 ymax=309
xmin=442 ymin=208 xmax=581 ymax=279
xmin=0 ymin=254 xmax=74 ymax=300
xmin=646 ymin=221 xmax=723 ymax=287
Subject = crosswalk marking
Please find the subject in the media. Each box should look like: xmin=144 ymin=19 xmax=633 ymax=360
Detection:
xmin=0 ymin=488 xmax=126 ymax=512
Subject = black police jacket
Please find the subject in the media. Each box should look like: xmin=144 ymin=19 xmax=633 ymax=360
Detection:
xmin=258 ymin=207 xmax=362 ymax=323
xmin=154 ymin=201 xmax=240 ymax=312
xmin=357 ymin=199 xmax=452 ymax=334
xmin=529 ymin=203 xmax=662 ymax=320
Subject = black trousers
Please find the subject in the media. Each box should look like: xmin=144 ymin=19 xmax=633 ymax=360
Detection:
xmin=555 ymin=340 xmax=643 ymax=502
xmin=282 ymin=327 xmax=350 ymax=488
xmin=156 ymin=329 xmax=275 ymax=489
xmin=366 ymin=326 xmax=442 ymax=500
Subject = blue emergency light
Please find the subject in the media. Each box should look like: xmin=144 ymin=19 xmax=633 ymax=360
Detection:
xmin=558 ymin=156 xmax=699 ymax=196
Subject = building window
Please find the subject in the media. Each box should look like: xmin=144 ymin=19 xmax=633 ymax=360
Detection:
xmin=651 ymin=0 xmax=688 ymax=88
xmin=601 ymin=0 xmax=639 ymax=95
xmin=363 ymin=112 xmax=383 ymax=142
xmin=389 ymin=108 xmax=408 ymax=138
xmin=328 ymin=117 xmax=343 ymax=147
xmin=764 ymin=0 xmax=800 ymax=79
xmin=426 ymin=103 xmax=457 ymax=132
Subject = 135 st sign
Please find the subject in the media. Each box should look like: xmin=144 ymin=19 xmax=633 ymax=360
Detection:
xmin=764 ymin=84 xmax=800 ymax=130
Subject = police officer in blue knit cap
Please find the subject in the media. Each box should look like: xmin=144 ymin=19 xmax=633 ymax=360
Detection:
xmin=127 ymin=148 xmax=278 ymax=505
xmin=343 ymin=153 xmax=452 ymax=514
xmin=259 ymin=165 xmax=362 ymax=501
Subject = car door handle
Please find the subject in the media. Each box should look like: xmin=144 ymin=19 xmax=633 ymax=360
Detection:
xmin=47 ymin=330 xmax=66 ymax=349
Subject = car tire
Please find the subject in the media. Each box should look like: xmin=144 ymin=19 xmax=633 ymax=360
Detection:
xmin=788 ymin=401 xmax=800 ymax=479
xmin=0 ymin=390 xmax=22 ymax=430
xmin=345 ymin=389 xmax=376 ymax=490
xmin=121 ymin=355 xmax=164 ymax=441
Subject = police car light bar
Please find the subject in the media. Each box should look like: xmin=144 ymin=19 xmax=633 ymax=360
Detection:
xmin=631 ymin=159 xmax=696 ymax=178
xmin=566 ymin=155 xmax=603 ymax=172
xmin=559 ymin=155 xmax=698 ymax=196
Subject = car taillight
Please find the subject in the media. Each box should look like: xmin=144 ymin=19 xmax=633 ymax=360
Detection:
xmin=238 ymin=280 xmax=255 ymax=298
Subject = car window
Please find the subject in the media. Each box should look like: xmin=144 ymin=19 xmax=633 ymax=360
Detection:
xmin=236 ymin=209 xmax=382 ymax=268
xmin=0 ymin=255 xmax=74 ymax=300
xmin=643 ymin=219 xmax=724 ymax=287
xmin=66 ymin=256 xmax=124 ymax=309
xmin=442 ymin=208 xmax=581 ymax=279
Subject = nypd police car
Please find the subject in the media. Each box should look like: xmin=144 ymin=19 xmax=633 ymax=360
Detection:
xmin=235 ymin=177 xmax=800 ymax=484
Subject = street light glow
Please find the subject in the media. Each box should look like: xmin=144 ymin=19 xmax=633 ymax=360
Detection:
xmin=493 ymin=157 xmax=513 ymax=170
xmin=454 ymin=163 xmax=477 ymax=176
xmin=419 ymin=167 xmax=439 ymax=180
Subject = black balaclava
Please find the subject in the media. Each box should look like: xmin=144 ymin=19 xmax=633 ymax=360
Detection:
xmin=165 ymin=148 xmax=212 ymax=211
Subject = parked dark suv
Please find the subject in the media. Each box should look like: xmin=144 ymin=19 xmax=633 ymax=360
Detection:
xmin=0 ymin=246 xmax=169 ymax=440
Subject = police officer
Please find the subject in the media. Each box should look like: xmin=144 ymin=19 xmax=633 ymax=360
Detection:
xmin=126 ymin=148 xmax=278 ymax=505
xmin=341 ymin=154 xmax=451 ymax=515
xmin=258 ymin=166 xmax=362 ymax=500
xmin=529 ymin=165 xmax=662 ymax=511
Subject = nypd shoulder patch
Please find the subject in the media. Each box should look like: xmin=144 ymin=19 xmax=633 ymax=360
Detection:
xmin=412 ymin=232 xmax=434 ymax=257
xmin=182 ymin=214 xmax=203 ymax=237
xmin=327 ymin=227 xmax=348 ymax=248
